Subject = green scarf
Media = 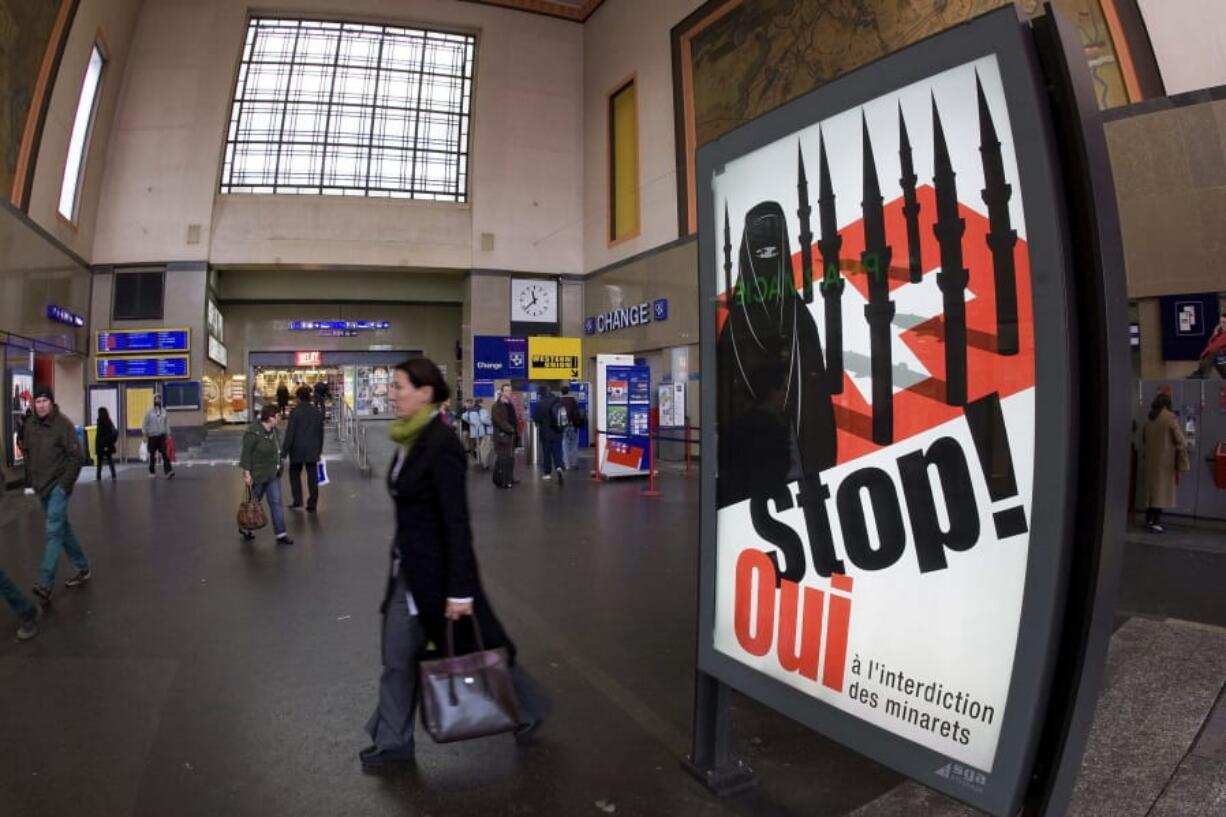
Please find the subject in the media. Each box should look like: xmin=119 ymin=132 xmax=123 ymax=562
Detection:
xmin=389 ymin=405 xmax=440 ymax=452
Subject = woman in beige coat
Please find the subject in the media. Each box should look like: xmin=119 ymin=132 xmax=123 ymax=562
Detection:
xmin=1141 ymin=392 xmax=1186 ymax=533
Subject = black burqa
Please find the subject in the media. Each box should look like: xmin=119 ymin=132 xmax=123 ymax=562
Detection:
xmin=718 ymin=201 xmax=838 ymax=509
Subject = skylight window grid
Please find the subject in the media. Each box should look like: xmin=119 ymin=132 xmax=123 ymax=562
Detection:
xmin=220 ymin=17 xmax=474 ymax=200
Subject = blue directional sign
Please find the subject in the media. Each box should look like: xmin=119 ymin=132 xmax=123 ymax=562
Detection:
xmin=96 ymin=328 xmax=190 ymax=354
xmin=289 ymin=320 xmax=390 ymax=331
xmin=473 ymin=336 xmax=528 ymax=380
xmin=46 ymin=304 xmax=85 ymax=328
xmin=96 ymin=355 xmax=190 ymax=381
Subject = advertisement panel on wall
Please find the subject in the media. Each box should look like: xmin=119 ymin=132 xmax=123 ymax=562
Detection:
xmin=693 ymin=8 xmax=1126 ymax=816
xmin=473 ymin=336 xmax=528 ymax=381
xmin=7 ymin=369 xmax=33 ymax=467
xmin=528 ymin=337 xmax=583 ymax=380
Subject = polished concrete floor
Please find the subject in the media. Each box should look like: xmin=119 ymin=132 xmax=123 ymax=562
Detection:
xmin=2 ymin=428 xmax=1223 ymax=817
xmin=0 ymin=437 xmax=902 ymax=817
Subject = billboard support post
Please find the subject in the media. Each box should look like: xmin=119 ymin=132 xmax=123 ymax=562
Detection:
xmin=682 ymin=671 xmax=758 ymax=796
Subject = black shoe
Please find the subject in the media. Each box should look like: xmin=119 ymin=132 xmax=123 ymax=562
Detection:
xmin=288 ymin=503 xmax=303 ymax=510
xmin=65 ymin=569 xmax=92 ymax=588
xmin=276 ymin=535 xmax=294 ymax=545
xmin=306 ymin=506 xmax=316 ymax=514
xmin=514 ymin=718 xmax=543 ymax=745
xmin=555 ymin=467 xmax=565 ymax=484
xmin=167 ymin=471 xmax=175 ymax=480
xmin=32 ymin=584 xmax=52 ymax=605
xmin=359 ymin=745 xmax=415 ymax=772
xmin=239 ymin=528 xmax=255 ymax=541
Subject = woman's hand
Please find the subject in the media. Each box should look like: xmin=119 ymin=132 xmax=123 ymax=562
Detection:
xmin=444 ymin=600 xmax=474 ymax=620
xmin=243 ymin=470 xmax=253 ymax=486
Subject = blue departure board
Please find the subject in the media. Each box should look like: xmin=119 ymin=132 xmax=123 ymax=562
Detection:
xmin=96 ymin=356 xmax=190 ymax=381
xmin=95 ymin=329 xmax=190 ymax=354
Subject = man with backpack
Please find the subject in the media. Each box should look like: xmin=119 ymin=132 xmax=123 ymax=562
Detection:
xmin=531 ymin=386 xmax=566 ymax=483
xmin=559 ymin=385 xmax=583 ymax=470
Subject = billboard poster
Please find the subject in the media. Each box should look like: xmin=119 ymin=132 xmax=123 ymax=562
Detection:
xmin=695 ymin=9 xmax=1095 ymax=816
xmin=8 ymin=369 xmax=33 ymax=467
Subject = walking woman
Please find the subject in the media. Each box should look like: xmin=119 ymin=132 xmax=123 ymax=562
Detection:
xmin=361 ymin=357 xmax=547 ymax=771
xmin=1141 ymin=392 xmax=1186 ymax=533
xmin=239 ymin=404 xmax=293 ymax=545
xmin=95 ymin=407 xmax=118 ymax=481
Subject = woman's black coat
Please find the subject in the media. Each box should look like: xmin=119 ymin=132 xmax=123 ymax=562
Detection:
xmin=386 ymin=415 xmax=514 ymax=660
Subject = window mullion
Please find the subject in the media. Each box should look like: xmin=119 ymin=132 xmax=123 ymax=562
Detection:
xmin=363 ymin=29 xmax=387 ymax=195
xmin=270 ymin=23 xmax=301 ymax=192
xmin=320 ymin=30 xmax=343 ymax=194
xmin=411 ymin=34 xmax=428 ymax=198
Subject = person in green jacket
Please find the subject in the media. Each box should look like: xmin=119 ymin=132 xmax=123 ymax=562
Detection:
xmin=239 ymin=404 xmax=293 ymax=544
xmin=24 ymin=386 xmax=90 ymax=604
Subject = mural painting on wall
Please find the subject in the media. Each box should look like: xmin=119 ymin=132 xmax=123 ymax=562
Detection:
xmin=675 ymin=0 xmax=1130 ymax=233
xmin=1 ymin=0 xmax=74 ymax=203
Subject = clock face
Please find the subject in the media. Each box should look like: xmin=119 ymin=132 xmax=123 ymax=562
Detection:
xmin=511 ymin=279 xmax=557 ymax=323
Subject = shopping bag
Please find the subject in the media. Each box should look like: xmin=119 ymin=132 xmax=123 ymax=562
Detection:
xmin=138 ymin=441 xmax=149 ymax=462
xmin=166 ymin=436 xmax=177 ymax=464
xmin=237 ymin=486 xmax=267 ymax=530
xmin=316 ymin=461 xmax=329 ymax=486
xmin=419 ymin=617 xmax=520 ymax=743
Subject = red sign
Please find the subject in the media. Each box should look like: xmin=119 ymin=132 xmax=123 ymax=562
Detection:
xmin=295 ymin=351 xmax=322 ymax=367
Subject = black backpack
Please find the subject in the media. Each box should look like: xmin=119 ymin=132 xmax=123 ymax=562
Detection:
xmin=549 ymin=399 xmax=569 ymax=432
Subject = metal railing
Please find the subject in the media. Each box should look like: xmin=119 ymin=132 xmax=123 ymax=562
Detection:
xmin=336 ymin=401 xmax=371 ymax=475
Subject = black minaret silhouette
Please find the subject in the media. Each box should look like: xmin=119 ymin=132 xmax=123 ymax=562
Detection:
xmin=723 ymin=202 xmax=733 ymax=308
xmin=797 ymin=143 xmax=815 ymax=305
xmin=898 ymin=103 xmax=923 ymax=284
xmin=817 ymin=130 xmax=845 ymax=394
xmin=861 ymin=113 xmax=895 ymax=444
xmin=977 ymin=74 xmax=1019 ymax=356
xmin=932 ymin=95 xmax=970 ymax=406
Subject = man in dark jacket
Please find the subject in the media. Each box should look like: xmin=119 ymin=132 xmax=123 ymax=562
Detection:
xmin=531 ymin=386 xmax=566 ymax=482
xmin=282 ymin=385 xmax=325 ymax=512
xmin=24 ymin=386 xmax=90 ymax=604
xmin=491 ymin=384 xmax=518 ymax=488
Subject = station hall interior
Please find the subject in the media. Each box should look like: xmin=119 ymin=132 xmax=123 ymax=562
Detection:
xmin=3 ymin=1 xmax=1226 ymax=816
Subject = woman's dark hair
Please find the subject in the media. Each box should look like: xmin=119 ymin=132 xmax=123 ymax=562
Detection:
xmin=1149 ymin=392 xmax=1173 ymax=420
xmin=97 ymin=406 xmax=112 ymax=426
xmin=260 ymin=404 xmax=280 ymax=423
xmin=395 ymin=357 xmax=451 ymax=404
xmin=296 ymin=385 xmax=312 ymax=402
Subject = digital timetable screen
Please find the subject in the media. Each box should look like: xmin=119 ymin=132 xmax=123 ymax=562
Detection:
xmin=96 ymin=356 xmax=190 ymax=381
xmin=95 ymin=329 xmax=190 ymax=354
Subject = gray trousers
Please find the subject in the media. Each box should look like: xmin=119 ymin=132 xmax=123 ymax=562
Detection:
xmin=367 ymin=578 xmax=550 ymax=752
xmin=367 ymin=578 xmax=425 ymax=752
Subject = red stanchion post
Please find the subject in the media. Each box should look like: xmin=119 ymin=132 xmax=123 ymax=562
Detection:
xmin=642 ymin=414 xmax=662 ymax=497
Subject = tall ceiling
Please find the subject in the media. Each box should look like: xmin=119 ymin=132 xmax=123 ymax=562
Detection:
xmin=460 ymin=0 xmax=607 ymax=23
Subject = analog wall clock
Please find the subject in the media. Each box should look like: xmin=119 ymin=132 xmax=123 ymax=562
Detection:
xmin=510 ymin=278 xmax=559 ymax=326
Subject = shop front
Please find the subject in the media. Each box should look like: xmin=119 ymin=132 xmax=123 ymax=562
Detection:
xmin=249 ymin=350 xmax=420 ymax=419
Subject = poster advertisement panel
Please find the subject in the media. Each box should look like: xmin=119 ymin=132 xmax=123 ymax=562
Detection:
xmin=7 ymin=369 xmax=33 ymax=466
xmin=602 ymin=364 xmax=651 ymax=477
xmin=697 ymin=9 xmax=1093 ymax=816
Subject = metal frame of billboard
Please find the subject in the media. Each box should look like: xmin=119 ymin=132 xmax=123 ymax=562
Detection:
xmin=692 ymin=6 xmax=1127 ymax=816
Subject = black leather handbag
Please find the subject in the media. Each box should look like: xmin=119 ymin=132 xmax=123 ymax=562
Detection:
xmin=419 ymin=616 xmax=520 ymax=743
